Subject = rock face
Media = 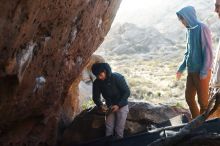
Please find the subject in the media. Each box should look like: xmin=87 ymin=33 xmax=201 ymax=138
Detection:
xmin=60 ymin=54 xmax=105 ymax=137
xmin=0 ymin=1 xmax=121 ymax=146
xmin=62 ymin=102 xmax=190 ymax=145
xmin=62 ymin=54 xmax=105 ymax=127
xmin=78 ymin=55 xmax=105 ymax=109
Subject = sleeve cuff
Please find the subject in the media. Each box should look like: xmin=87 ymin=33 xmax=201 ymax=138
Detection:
xmin=200 ymin=71 xmax=207 ymax=79
xmin=177 ymin=68 xmax=184 ymax=73
xmin=178 ymin=66 xmax=186 ymax=73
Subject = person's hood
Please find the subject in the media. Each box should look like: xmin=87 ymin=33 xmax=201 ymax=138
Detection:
xmin=91 ymin=63 xmax=112 ymax=78
xmin=176 ymin=6 xmax=199 ymax=29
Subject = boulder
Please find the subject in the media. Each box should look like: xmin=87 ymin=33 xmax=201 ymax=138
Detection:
xmin=0 ymin=1 xmax=121 ymax=145
xmin=62 ymin=102 xmax=190 ymax=145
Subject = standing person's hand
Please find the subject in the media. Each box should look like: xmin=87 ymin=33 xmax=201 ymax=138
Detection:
xmin=111 ymin=105 xmax=119 ymax=112
xmin=176 ymin=72 xmax=182 ymax=80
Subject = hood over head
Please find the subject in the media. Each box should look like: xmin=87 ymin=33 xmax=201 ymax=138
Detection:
xmin=177 ymin=6 xmax=199 ymax=29
xmin=91 ymin=63 xmax=112 ymax=78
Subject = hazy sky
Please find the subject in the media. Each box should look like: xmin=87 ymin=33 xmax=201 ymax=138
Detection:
xmin=113 ymin=0 xmax=215 ymax=27
xmin=113 ymin=0 xmax=167 ymax=25
xmin=119 ymin=0 xmax=165 ymax=11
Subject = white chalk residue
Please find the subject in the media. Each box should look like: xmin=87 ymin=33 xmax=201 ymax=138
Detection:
xmin=44 ymin=36 xmax=51 ymax=43
xmin=65 ymin=59 xmax=76 ymax=71
xmin=63 ymin=43 xmax=71 ymax=55
xmin=76 ymin=56 xmax=83 ymax=65
xmin=18 ymin=41 xmax=36 ymax=82
xmin=70 ymin=29 xmax=77 ymax=43
xmin=62 ymin=27 xmax=77 ymax=55
xmin=33 ymin=76 xmax=46 ymax=93
xmin=98 ymin=18 xmax=103 ymax=28
xmin=72 ymin=16 xmax=78 ymax=23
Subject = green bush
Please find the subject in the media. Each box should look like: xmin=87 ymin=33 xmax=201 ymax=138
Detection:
xmin=82 ymin=99 xmax=95 ymax=110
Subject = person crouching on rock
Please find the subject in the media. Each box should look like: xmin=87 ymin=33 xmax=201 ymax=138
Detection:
xmin=91 ymin=63 xmax=130 ymax=139
xmin=176 ymin=6 xmax=213 ymax=119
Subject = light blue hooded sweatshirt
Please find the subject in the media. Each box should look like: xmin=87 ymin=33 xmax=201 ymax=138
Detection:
xmin=177 ymin=6 xmax=213 ymax=78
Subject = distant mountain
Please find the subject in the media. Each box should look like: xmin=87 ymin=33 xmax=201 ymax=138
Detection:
xmin=98 ymin=0 xmax=220 ymax=56
xmin=98 ymin=23 xmax=174 ymax=55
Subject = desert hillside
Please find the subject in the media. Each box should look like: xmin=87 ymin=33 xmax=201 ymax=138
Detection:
xmin=96 ymin=0 xmax=220 ymax=107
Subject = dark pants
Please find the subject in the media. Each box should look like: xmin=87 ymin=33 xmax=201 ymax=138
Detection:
xmin=185 ymin=71 xmax=211 ymax=119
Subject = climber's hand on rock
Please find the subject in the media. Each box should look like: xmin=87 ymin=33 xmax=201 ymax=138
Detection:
xmin=100 ymin=105 xmax=108 ymax=112
xmin=111 ymin=105 xmax=119 ymax=112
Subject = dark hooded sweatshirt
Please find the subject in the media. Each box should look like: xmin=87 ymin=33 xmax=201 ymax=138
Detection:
xmin=92 ymin=63 xmax=130 ymax=108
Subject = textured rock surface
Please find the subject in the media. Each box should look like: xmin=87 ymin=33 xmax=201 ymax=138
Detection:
xmin=126 ymin=102 xmax=190 ymax=133
xmin=78 ymin=55 xmax=105 ymax=109
xmin=62 ymin=54 xmax=105 ymax=127
xmin=0 ymin=0 xmax=121 ymax=145
xmin=62 ymin=102 xmax=190 ymax=145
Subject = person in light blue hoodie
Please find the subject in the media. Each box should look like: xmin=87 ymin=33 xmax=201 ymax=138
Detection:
xmin=176 ymin=6 xmax=213 ymax=119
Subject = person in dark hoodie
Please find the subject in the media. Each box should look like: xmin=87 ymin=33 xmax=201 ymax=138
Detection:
xmin=176 ymin=6 xmax=213 ymax=119
xmin=92 ymin=63 xmax=130 ymax=139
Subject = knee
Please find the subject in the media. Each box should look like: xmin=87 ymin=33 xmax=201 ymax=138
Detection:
xmin=105 ymin=121 xmax=114 ymax=133
xmin=185 ymin=96 xmax=195 ymax=105
xmin=105 ymin=115 xmax=115 ymax=127
xmin=198 ymin=98 xmax=208 ymax=109
xmin=105 ymin=121 xmax=112 ymax=127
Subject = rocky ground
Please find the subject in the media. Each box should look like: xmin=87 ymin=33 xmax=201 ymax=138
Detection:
xmin=1 ymin=1 xmax=220 ymax=146
xmin=61 ymin=102 xmax=190 ymax=145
